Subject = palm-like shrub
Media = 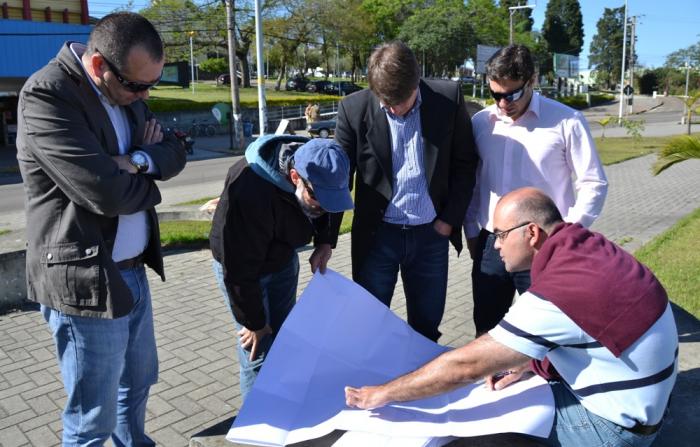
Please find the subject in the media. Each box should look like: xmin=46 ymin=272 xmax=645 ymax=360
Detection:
xmin=653 ymin=135 xmax=700 ymax=175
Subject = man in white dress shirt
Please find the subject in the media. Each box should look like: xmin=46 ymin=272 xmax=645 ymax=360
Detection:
xmin=464 ymin=45 xmax=608 ymax=334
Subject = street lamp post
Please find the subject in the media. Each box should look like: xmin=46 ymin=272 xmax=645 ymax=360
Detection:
xmin=188 ymin=31 xmax=195 ymax=94
xmin=508 ymin=3 xmax=535 ymax=45
xmin=618 ymin=0 xmax=628 ymax=122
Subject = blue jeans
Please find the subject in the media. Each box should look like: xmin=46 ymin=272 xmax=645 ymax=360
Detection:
xmin=212 ymin=254 xmax=299 ymax=400
xmin=42 ymin=265 xmax=158 ymax=447
xmin=546 ymin=381 xmax=660 ymax=447
xmin=355 ymin=222 xmax=449 ymax=342
xmin=472 ymin=230 xmax=531 ymax=333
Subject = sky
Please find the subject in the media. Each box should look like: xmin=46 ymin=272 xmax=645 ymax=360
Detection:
xmin=89 ymin=0 xmax=700 ymax=69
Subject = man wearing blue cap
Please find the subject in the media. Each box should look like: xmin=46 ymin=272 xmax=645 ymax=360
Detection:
xmin=209 ymin=136 xmax=353 ymax=398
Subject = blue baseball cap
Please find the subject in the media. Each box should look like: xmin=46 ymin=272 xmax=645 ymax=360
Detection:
xmin=293 ymin=139 xmax=353 ymax=213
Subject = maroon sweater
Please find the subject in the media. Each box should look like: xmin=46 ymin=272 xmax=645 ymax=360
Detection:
xmin=527 ymin=223 xmax=668 ymax=378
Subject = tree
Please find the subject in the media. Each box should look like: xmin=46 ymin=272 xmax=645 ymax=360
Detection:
xmin=361 ymin=0 xmax=421 ymax=41
xmin=542 ymin=0 xmax=584 ymax=57
xmin=140 ymin=0 xmax=200 ymax=63
xmin=464 ymin=0 xmax=508 ymax=60
xmin=665 ymin=42 xmax=700 ymax=68
xmin=398 ymin=0 xmax=473 ymax=76
xmin=588 ymin=6 xmax=632 ymax=89
xmin=653 ymin=135 xmax=700 ymax=175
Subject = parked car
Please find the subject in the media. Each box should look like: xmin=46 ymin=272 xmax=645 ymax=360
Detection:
xmin=216 ymin=73 xmax=241 ymax=86
xmin=325 ymin=81 xmax=363 ymax=96
xmin=285 ymin=76 xmax=309 ymax=91
xmin=307 ymin=119 xmax=336 ymax=139
xmin=306 ymin=80 xmax=332 ymax=93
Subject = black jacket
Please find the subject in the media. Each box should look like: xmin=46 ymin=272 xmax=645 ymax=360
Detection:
xmin=334 ymin=79 xmax=478 ymax=277
xmin=210 ymin=140 xmax=336 ymax=331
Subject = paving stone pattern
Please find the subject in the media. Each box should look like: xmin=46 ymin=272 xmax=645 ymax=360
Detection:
xmin=0 ymin=155 xmax=699 ymax=446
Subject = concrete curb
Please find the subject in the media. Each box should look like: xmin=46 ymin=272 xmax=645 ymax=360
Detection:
xmin=0 ymin=208 xmax=212 ymax=312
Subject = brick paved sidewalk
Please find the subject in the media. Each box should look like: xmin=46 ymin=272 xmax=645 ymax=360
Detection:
xmin=1 ymin=155 xmax=699 ymax=447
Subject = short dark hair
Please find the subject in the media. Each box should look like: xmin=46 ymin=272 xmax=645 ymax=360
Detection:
xmin=368 ymin=41 xmax=420 ymax=106
xmin=86 ymin=12 xmax=163 ymax=72
xmin=512 ymin=190 xmax=563 ymax=231
xmin=485 ymin=44 xmax=534 ymax=83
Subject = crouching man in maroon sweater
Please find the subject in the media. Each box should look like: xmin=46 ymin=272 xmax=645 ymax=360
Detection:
xmin=345 ymin=187 xmax=677 ymax=447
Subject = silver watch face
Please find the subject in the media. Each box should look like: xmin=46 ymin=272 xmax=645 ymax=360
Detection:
xmin=130 ymin=152 xmax=148 ymax=171
xmin=132 ymin=152 xmax=147 ymax=165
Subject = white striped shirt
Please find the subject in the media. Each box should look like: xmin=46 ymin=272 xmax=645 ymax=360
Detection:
xmin=490 ymin=292 xmax=677 ymax=428
xmin=382 ymin=91 xmax=436 ymax=225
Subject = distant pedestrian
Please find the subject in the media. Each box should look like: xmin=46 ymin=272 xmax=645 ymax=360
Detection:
xmin=16 ymin=12 xmax=186 ymax=445
xmin=333 ymin=41 xmax=478 ymax=342
xmin=209 ymin=136 xmax=353 ymax=399
xmin=465 ymin=44 xmax=607 ymax=334
xmin=305 ymin=102 xmax=320 ymax=124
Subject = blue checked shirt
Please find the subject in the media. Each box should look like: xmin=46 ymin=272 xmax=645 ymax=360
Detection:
xmin=382 ymin=91 xmax=436 ymax=226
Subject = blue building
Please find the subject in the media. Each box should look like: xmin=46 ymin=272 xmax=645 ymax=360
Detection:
xmin=1 ymin=12 xmax=92 ymax=148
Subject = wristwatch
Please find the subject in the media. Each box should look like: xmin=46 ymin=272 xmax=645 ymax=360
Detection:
xmin=128 ymin=151 xmax=149 ymax=173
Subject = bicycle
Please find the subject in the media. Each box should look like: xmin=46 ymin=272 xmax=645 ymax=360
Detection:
xmin=188 ymin=119 xmax=217 ymax=138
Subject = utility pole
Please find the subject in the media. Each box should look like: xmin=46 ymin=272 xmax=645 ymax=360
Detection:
xmin=224 ymin=0 xmax=244 ymax=150
xmin=618 ymin=0 xmax=628 ymax=122
xmin=627 ymin=15 xmax=636 ymax=114
xmin=508 ymin=3 xmax=535 ymax=45
xmin=253 ymin=0 xmax=267 ymax=135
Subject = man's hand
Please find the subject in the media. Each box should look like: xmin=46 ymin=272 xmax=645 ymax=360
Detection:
xmin=485 ymin=363 xmax=532 ymax=391
xmin=112 ymin=155 xmax=138 ymax=174
xmin=309 ymin=243 xmax=332 ymax=274
xmin=345 ymin=385 xmax=391 ymax=410
xmin=143 ymin=118 xmax=163 ymax=145
xmin=466 ymin=237 xmax=480 ymax=260
xmin=238 ymin=325 xmax=273 ymax=361
xmin=433 ymin=219 xmax=452 ymax=237
xmin=199 ymin=197 xmax=220 ymax=214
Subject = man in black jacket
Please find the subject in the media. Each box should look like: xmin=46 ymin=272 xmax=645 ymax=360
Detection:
xmin=210 ymin=136 xmax=353 ymax=399
xmin=334 ymin=41 xmax=478 ymax=342
xmin=17 ymin=13 xmax=186 ymax=446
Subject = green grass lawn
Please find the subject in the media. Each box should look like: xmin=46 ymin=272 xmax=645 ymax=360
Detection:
xmin=159 ymin=220 xmax=212 ymax=248
xmin=635 ymin=207 xmax=700 ymax=319
xmin=595 ymin=133 xmax=700 ymax=165
xmin=0 ymin=229 xmax=10 ymax=236
xmin=148 ymin=82 xmax=340 ymax=112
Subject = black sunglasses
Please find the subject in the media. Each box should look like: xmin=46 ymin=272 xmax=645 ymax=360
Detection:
xmin=490 ymin=84 xmax=526 ymax=103
xmin=97 ymin=49 xmax=161 ymax=93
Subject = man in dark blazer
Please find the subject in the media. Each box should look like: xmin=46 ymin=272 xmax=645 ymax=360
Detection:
xmin=334 ymin=41 xmax=478 ymax=342
xmin=16 ymin=13 xmax=186 ymax=446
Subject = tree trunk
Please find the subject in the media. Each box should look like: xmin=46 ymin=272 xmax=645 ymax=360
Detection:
xmin=275 ymin=61 xmax=286 ymax=91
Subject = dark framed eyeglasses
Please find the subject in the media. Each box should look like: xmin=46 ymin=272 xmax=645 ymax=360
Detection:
xmin=97 ymin=49 xmax=161 ymax=93
xmin=489 ymin=84 xmax=526 ymax=103
xmin=494 ymin=222 xmax=530 ymax=242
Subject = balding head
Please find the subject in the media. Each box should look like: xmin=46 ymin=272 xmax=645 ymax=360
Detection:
xmin=496 ymin=187 xmax=563 ymax=233
xmin=492 ymin=188 xmax=564 ymax=272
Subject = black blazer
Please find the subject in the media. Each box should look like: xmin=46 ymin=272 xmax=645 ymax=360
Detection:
xmin=334 ymin=79 xmax=478 ymax=277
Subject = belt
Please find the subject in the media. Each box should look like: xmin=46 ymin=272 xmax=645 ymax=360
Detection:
xmin=626 ymin=420 xmax=662 ymax=436
xmin=382 ymin=221 xmax=432 ymax=231
xmin=115 ymin=254 xmax=144 ymax=270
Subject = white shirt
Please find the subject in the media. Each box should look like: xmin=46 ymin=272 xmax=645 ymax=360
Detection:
xmin=490 ymin=292 xmax=677 ymax=428
xmin=70 ymin=43 xmax=149 ymax=262
xmin=464 ymin=92 xmax=608 ymax=238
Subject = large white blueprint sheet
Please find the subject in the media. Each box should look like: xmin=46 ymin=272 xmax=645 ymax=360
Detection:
xmin=227 ymin=270 xmax=554 ymax=446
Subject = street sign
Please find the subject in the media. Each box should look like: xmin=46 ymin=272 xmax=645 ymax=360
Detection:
xmin=475 ymin=45 xmax=501 ymax=74
xmin=624 ymin=85 xmax=634 ymax=96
